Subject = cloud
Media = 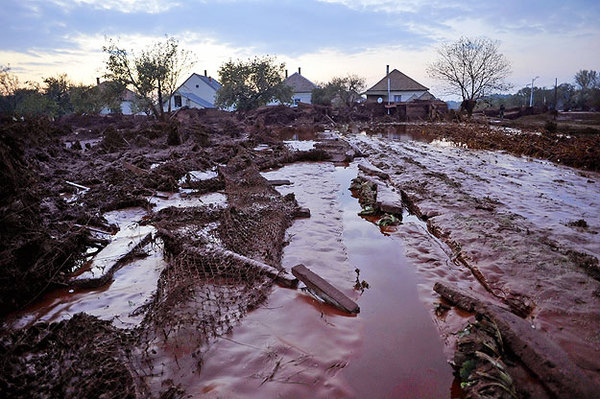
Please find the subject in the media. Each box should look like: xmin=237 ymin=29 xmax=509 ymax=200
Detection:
xmin=1 ymin=0 xmax=599 ymax=99
xmin=48 ymin=0 xmax=180 ymax=14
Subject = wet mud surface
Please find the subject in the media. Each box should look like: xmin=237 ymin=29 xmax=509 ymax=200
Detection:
xmin=1 ymin=109 xmax=599 ymax=398
xmin=348 ymin=126 xmax=600 ymax=396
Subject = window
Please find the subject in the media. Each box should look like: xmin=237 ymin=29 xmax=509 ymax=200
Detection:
xmin=174 ymin=95 xmax=182 ymax=108
xmin=195 ymin=84 xmax=199 ymax=88
xmin=394 ymin=95 xmax=402 ymax=103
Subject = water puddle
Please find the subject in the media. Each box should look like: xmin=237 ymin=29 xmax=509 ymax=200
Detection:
xmin=148 ymin=191 xmax=227 ymax=212
xmin=9 ymin=186 xmax=227 ymax=330
xmin=178 ymin=169 xmax=219 ymax=186
xmin=193 ymin=162 xmax=455 ymax=398
xmin=9 ymin=208 xmax=166 ymax=330
xmin=65 ymin=138 xmax=102 ymax=151
xmin=283 ymin=140 xmax=316 ymax=151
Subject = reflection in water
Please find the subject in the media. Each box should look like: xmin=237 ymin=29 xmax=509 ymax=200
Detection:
xmin=195 ymin=162 xmax=454 ymax=398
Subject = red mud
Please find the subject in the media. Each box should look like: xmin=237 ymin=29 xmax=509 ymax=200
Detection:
xmin=1 ymin=108 xmax=599 ymax=398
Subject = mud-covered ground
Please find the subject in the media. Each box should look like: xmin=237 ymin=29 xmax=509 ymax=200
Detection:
xmin=348 ymin=124 xmax=600 ymax=398
xmin=1 ymin=107 xmax=599 ymax=398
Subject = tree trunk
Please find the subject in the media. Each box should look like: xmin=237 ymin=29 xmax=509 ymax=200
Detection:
xmin=461 ymin=99 xmax=476 ymax=117
xmin=157 ymin=79 xmax=164 ymax=121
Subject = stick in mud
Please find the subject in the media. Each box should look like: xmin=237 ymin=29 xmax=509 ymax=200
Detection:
xmin=65 ymin=180 xmax=90 ymax=191
xmin=210 ymin=247 xmax=298 ymax=288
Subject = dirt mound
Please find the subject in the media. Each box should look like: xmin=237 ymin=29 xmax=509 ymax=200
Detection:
xmin=0 ymin=313 xmax=137 ymax=398
xmin=0 ymin=120 xmax=93 ymax=315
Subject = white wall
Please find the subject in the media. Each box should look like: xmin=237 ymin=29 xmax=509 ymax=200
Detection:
xmin=268 ymin=91 xmax=312 ymax=106
xmin=164 ymin=74 xmax=218 ymax=111
xmin=390 ymin=90 xmax=427 ymax=102
xmin=292 ymin=92 xmax=312 ymax=105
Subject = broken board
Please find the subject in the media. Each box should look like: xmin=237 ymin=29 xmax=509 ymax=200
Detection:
xmin=292 ymin=264 xmax=359 ymax=314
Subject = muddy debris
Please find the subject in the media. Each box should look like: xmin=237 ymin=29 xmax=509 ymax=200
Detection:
xmin=1 ymin=106 xmax=599 ymax=398
xmin=435 ymin=282 xmax=598 ymax=399
xmin=0 ymin=313 xmax=138 ymax=399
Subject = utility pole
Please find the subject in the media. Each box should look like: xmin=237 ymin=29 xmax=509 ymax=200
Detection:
xmin=554 ymin=78 xmax=558 ymax=110
xmin=386 ymin=65 xmax=390 ymax=115
xmin=529 ymin=76 xmax=539 ymax=107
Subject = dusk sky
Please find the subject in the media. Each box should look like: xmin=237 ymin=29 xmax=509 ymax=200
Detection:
xmin=1 ymin=0 xmax=599 ymax=100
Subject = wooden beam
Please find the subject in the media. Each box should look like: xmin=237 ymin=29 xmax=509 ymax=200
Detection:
xmin=292 ymin=264 xmax=359 ymax=314
xmin=267 ymin=179 xmax=292 ymax=186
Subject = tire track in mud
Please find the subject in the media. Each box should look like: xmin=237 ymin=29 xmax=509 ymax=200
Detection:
xmin=347 ymin=133 xmax=600 ymax=387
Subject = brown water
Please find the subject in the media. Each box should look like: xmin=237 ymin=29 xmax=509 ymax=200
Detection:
xmin=8 ymin=150 xmax=459 ymax=397
xmin=193 ymin=162 xmax=455 ymax=398
xmin=348 ymin=131 xmax=600 ymax=383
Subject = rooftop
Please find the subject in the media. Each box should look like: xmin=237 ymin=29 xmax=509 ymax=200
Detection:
xmin=366 ymin=69 xmax=428 ymax=92
xmin=284 ymin=72 xmax=318 ymax=93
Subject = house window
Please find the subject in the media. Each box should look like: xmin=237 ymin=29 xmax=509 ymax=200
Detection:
xmin=393 ymin=95 xmax=402 ymax=103
xmin=196 ymin=84 xmax=199 ymax=88
xmin=174 ymin=95 xmax=182 ymax=108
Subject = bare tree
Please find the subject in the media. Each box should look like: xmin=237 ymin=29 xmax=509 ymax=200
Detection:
xmin=574 ymin=70 xmax=598 ymax=91
xmin=427 ymin=37 xmax=511 ymax=116
xmin=103 ymin=36 xmax=194 ymax=119
xmin=311 ymin=74 xmax=365 ymax=107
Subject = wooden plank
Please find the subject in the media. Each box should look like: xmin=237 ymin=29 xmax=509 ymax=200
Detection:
xmin=123 ymin=161 xmax=148 ymax=175
xmin=73 ymin=223 xmax=113 ymax=235
xmin=293 ymin=207 xmax=311 ymax=218
xmin=65 ymin=180 xmax=90 ymax=191
xmin=291 ymin=264 xmax=359 ymax=314
xmin=267 ymin=179 xmax=292 ymax=186
xmin=71 ymin=225 xmax=155 ymax=288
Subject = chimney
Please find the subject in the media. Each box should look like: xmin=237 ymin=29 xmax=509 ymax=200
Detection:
xmin=386 ymin=65 xmax=389 ymax=75
xmin=285 ymin=69 xmax=288 ymax=78
xmin=204 ymin=70 xmax=207 ymax=77
xmin=96 ymin=77 xmax=100 ymax=86
xmin=298 ymin=67 xmax=301 ymax=75
xmin=209 ymin=76 xmax=212 ymax=82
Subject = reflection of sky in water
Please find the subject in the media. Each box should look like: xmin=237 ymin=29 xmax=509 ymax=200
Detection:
xmin=283 ymin=140 xmax=316 ymax=151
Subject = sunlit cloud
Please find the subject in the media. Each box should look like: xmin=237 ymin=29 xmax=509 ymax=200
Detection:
xmin=48 ymin=0 xmax=180 ymax=14
xmin=1 ymin=0 xmax=599 ymax=99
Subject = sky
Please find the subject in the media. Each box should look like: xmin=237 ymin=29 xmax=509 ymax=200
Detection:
xmin=1 ymin=0 xmax=599 ymax=100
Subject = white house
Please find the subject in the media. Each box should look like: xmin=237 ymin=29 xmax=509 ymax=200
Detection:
xmin=365 ymin=66 xmax=432 ymax=103
xmin=164 ymin=71 xmax=222 ymax=111
xmin=285 ymin=68 xmax=318 ymax=105
xmin=97 ymin=80 xmax=146 ymax=115
xmin=268 ymin=68 xmax=318 ymax=106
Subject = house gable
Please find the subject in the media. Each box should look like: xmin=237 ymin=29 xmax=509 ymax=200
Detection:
xmin=365 ymin=69 xmax=432 ymax=103
xmin=366 ymin=69 xmax=428 ymax=93
xmin=284 ymin=72 xmax=318 ymax=94
xmin=165 ymin=73 xmax=222 ymax=111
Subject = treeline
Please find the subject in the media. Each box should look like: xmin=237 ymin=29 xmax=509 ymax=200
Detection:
xmin=483 ymin=70 xmax=600 ymax=111
xmin=0 ymin=67 xmax=126 ymax=118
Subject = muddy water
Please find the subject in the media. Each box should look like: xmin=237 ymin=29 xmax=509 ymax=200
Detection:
xmin=8 ymin=190 xmax=228 ymax=330
xmin=9 ymin=208 xmax=166 ymax=329
xmin=348 ymin=131 xmax=600 ymax=381
xmin=194 ymin=162 xmax=454 ymax=398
